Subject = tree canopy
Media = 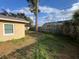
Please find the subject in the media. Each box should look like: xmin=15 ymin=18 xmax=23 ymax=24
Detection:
xmin=0 ymin=9 xmax=33 ymax=24
xmin=72 ymin=9 xmax=79 ymax=24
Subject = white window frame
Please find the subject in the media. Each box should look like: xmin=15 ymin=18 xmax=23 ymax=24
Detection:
xmin=3 ymin=23 xmax=14 ymax=36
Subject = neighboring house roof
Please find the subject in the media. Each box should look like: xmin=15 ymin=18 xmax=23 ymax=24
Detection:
xmin=42 ymin=20 xmax=72 ymax=27
xmin=0 ymin=15 xmax=29 ymax=23
xmin=43 ymin=21 xmax=63 ymax=27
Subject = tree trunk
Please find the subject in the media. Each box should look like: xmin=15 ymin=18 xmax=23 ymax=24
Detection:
xmin=73 ymin=25 xmax=77 ymax=40
xmin=35 ymin=13 xmax=38 ymax=32
xmin=35 ymin=0 xmax=38 ymax=32
xmin=35 ymin=0 xmax=40 ymax=59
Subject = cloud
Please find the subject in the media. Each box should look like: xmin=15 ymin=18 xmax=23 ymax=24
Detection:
xmin=39 ymin=6 xmax=73 ymax=23
xmin=4 ymin=7 xmax=33 ymax=16
xmin=68 ymin=2 xmax=79 ymax=11
xmin=39 ymin=2 xmax=79 ymax=26
xmin=5 ymin=8 xmax=11 ymax=12
xmin=39 ymin=6 xmax=61 ymax=14
xmin=2 ymin=2 xmax=79 ymax=26
xmin=12 ymin=7 xmax=33 ymax=15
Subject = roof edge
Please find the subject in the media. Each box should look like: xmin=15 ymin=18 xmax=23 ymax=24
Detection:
xmin=0 ymin=18 xmax=29 ymax=23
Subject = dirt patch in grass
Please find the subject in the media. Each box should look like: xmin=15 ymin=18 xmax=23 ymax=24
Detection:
xmin=0 ymin=35 xmax=37 ymax=57
xmin=0 ymin=31 xmax=79 ymax=59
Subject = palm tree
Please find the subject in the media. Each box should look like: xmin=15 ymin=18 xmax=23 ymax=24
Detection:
xmin=26 ymin=1 xmax=40 ymax=59
xmin=72 ymin=9 xmax=79 ymax=39
xmin=27 ymin=0 xmax=40 ymax=32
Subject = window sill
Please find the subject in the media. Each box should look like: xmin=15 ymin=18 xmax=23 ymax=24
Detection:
xmin=4 ymin=33 xmax=14 ymax=36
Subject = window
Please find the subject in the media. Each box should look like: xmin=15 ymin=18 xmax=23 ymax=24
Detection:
xmin=3 ymin=23 xmax=14 ymax=35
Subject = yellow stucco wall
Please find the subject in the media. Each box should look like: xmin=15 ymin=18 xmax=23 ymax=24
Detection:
xmin=0 ymin=21 xmax=26 ymax=41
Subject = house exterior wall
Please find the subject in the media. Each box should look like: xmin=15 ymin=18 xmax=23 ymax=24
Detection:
xmin=0 ymin=21 xmax=26 ymax=41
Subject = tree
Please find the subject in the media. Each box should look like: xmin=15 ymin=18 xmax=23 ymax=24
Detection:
xmin=0 ymin=9 xmax=17 ymax=17
xmin=63 ymin=21 xmax=71 ymax=35
xmin=26 ymin=17 xmax=33 ymax=26
xmin=73 ymin=10 xmax=79 ymax=24
xmin=27 ymin=0 xmax=40 ymax=32
xmin=0 ymin=9 xmax=9 ymax=16
xmin=17 ymin=12 xmax=25 ymax=18
xmin=0 ymin=10 xmax=33 ymax=26
xmin=26 ymin=1 xmax=40 ymax=59
xmin=16 ymin=13 xmax=33 ymax=25
xmin=72 ymin=9 xmax=79 ymax=39
xmin=8 ymin=12 xmax=17 ymax=17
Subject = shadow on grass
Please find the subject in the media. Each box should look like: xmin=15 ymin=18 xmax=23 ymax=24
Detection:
xmin=41 ymin=32 xmax=79 ymax=47
xmin=25 ymin=31 xmax=79 ymax=58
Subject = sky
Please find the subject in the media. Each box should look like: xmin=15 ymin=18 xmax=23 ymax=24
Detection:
xmin=0 ymin=0 xmax=79 ymax=26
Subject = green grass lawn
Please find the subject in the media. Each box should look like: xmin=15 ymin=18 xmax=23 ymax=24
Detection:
xmin=31 ymin=32 xmax=79 ymax=59
xmin=0 ymin=31 xmax=79 ymax=59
